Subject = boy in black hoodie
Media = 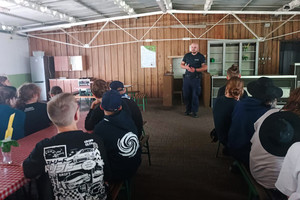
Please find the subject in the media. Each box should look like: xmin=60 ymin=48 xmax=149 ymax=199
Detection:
xmin=23 ymin=93 xmax=111 ymax=200
xmin=93 ymin=90 xmax=141 ymax=181
xmin=110 ymin=81 xmax=143 ymax=138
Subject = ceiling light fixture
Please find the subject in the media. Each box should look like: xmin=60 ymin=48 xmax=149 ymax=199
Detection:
xmin=4 ymin=0 xmax=76 ymax=23
xmin=163 ymin=0 xmax=172 ymax=10
xmin=0 ymin=24 xmax=15 ymax=32
xmin=113 ymin=0 xmax=136 ymax=15
xmin=204 ymin=0 xmax=213 ymax=11
xmin=277 ymin=0 xmax=300 ymax=11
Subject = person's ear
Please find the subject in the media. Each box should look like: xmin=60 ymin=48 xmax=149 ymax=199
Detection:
xmin=239 ymin=74 xmax=241 ymax=78
xmin=74 ymin=108 xmax=80 ymax=122
xmin=118 ymin=105 xmax=122 ymax=111
xmin=226 ymin=75 xmax=230 ymax=80
xmin=100 ymin=105 xmax=104 ymax=110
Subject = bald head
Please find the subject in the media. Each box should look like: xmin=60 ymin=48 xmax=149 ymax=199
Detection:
xmin=190 ymin=43 xmax=199 ymax=55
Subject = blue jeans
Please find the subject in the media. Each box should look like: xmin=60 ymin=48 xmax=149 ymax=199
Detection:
xmin=183 ymin=77 xmax=201 ymax=113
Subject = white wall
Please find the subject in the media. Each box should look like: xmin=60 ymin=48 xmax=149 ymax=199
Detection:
xmin=0 ymin=32 xmax=30 ymax=75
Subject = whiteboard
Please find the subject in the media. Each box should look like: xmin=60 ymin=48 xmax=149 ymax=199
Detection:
xmin=172 ymin=58 xmax=185 ymax=79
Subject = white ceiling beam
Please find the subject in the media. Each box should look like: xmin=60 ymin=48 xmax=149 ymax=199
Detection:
xmin=199 ymin=14 xmax=229 ymax=38
xmin=232 ymin=13 xmax=260 ymax=40
xmin=170 ymin=10 xmax=300 ymax=15
xmin=3 ymin=0 xmax=77 ymax=23
xmin=240 ymin=0 xmax=253 ymax=11
xmin=139 ymin=13 xmax=165 ymax=40
xmin=87 ymin=21 xmax=109 ymax=46
xmin=264 ymin=14 xmax=296 ymax=39
xmin=170 ymin=13 xmax=197 ymax=38
xmin=17 ymin=10 xmax=300 ymax=33
xmin=204 ymin=0 xmax=213 ymax=11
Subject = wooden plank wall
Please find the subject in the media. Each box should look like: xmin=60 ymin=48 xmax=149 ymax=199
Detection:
xmin=29 ymin=14 xmax=300 ymax=97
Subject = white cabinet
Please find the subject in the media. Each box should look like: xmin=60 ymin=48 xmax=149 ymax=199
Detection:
xmin=207 ymin=40 xmax=259 ymax=76
xmin=54 ymin=56 xmax=84 ymax=71
xmin=69 ymin=56 xmax=83 ymax=71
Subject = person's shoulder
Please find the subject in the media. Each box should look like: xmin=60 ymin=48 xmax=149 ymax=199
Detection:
xmin=288 ymin=142 xmax=300 ymax=154
xmin=197 ymin=52 xmax=205 ymax=56
xmin=183 ymin=52 xmax=192 ymax=58
xmin=0 ymin=105 xmax=25 ymax=117
xmin=36 ymin=102 xmax=47 ymax=108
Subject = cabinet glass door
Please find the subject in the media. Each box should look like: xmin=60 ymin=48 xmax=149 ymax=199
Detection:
xmin=241 ymin=42 xmax=256 ymax=75
xmin=225 ymin=43 xmax=239 ymax=75
xmin=209 ymin=43 xmax=223 ymax=75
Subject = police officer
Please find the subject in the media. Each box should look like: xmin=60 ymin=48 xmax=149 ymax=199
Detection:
xmin=181 ymin=43 xmax=207 ymax=118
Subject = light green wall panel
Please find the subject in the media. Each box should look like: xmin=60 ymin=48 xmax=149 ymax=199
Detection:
xmin=7 ymin=74 xmax=31 ymax=88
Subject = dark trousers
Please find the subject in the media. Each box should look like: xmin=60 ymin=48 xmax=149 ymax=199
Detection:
xmin=183 ymin=77 xmax=201 ymax=113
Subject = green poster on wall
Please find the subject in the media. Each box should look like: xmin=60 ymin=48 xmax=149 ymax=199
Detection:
xmin=141 ymin=45 xmax=156 ymax=68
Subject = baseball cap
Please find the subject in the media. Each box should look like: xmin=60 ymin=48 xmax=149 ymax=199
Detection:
xmin=110 ymin=81 xmax=124 ymax=91
xmin=101 ymin=90 xmax=122 ymax=112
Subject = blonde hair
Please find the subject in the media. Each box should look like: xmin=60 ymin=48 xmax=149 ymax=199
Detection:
xmin=227 ymin=64 xmax=240 ymax=79
xmin=47 ymin=93 xmax=78 ymax=127
xmin=225 ymin=77 xmax=244 ymax=99
xmin=16 ymin=83 xmax=41 ymax=109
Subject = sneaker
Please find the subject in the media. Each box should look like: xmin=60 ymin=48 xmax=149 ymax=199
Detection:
xmin=184 ymin=111 xmax=190 ymax=116
xmin=192 ymin=112 xmax=199 ymax=118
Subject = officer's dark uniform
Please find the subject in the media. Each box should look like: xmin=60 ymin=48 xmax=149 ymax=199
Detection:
xmin=182 ymin=52 xmax=205 ymax=116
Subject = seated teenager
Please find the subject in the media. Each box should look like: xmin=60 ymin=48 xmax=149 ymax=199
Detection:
xmin=93 ymin=90 xmax=141 ymax=181
xmin=0 ymin=86 xmax=25 ymax=140
xmin=110 ymin=81 xmax=143 ymax=138
xmin=49 ymin=86 xmax=62 ymax=98
xmin=276 ymin=142 xmax=300 ymax=200
xmin=23 ymin=93 xmax=111 ymax=200
xmin=0 ymin=75 xmax=11 ymax=86
xmin=250 ymin=88 xmax=300 ymax=190
xmin=85 ymin=79 xmax=109 ymax=131
xmin=16 ymin=83 xmax=51 ymax=136
xmin=213 ymin=77 xmax=244 ymax=150
xmin=217 ymin=64 xmax=248 ymax=98
xmin=227 ymin=77 xmax=283 ymax=166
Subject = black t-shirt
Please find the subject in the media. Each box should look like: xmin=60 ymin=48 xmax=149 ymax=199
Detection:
xmin=23 ymin=130 xmax=111 ymax=200
xmin=21 ymin=102 xmax=51 ymax=136
xmin=182 ymin=52 xmax=205 ymax=78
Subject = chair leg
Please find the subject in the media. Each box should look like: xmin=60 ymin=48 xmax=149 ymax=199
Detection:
xmin=216 ymin=141 xmax=221 ymax=158
xmin=142 ymin=97 xmax=145 ymax=111
xmin=124 ymin=180 xmax=131 ymax=200
xmin=145 ymin=141 xmax=151 ymax=166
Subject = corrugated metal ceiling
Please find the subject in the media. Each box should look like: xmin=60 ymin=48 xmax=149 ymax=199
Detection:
xmin=0 ymin=0 xmax=299 ymax=32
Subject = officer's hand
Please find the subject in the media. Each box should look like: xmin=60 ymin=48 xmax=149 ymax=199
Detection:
xmin=186 ymin=64 xmax=190 ymax=70
xmin=190 ymin=67 xmax=196 ymax=73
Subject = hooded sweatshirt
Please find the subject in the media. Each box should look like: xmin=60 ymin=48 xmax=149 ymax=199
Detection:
xmin=93 ymin=110 xmax=141 ymax=181
xmin=228 ymin=97 xmax=270 ymax=165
